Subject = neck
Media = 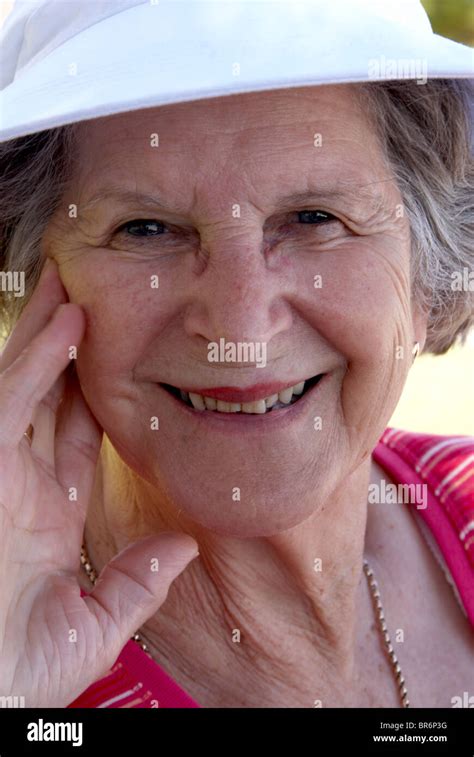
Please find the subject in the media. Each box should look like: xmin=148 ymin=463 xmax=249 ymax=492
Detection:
xmin=82 ymin=438 xmax=381 ymax=707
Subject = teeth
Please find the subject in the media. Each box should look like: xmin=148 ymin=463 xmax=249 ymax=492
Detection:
xmin=265 ymin=394 xmax=279 ymax=408
xmin=189 ymin=392 xmax=205 ymax=410
xmin=278 ymin=387 xmax=294 ymax=404
xmin=241 ymin=400 xmax=267 ymax=414
xmin=293 ymin=381 xmax=305 ymax=395
xmin=182 ymin=380 xmax=309 ymax=414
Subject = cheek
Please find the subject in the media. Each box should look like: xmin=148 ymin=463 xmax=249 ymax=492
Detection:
xmin=290 ymin=239 xmax=414 ymax=438
xmin=57 ymin=256 xmax=174 ymax=392
xmin=292 ymin=238 xmax=413 ymax=362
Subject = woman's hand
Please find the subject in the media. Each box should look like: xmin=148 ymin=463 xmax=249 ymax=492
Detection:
xmin=0 ymin=259 xmax=199 ymax=708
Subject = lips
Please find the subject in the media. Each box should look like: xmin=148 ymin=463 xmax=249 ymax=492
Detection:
xmin=159 ymin=374 xmax=324 ymax=414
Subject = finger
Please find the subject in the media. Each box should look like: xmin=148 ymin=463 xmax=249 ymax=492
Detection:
xmin=27 ymin=371 xmax=66 ymax=467
xmin=0 ymin=258 xmax=67 ymax=371
xmin=0 ymin=303 xmax=85 ymax=448
xmin=55 ymin=366 xmax=103 ymax=510
xmin=83 ymin=533 xmax=199 ymax=664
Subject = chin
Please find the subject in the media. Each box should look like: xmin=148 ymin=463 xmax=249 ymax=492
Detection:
xmin=141 ymin=452 xmax=334 ymax=537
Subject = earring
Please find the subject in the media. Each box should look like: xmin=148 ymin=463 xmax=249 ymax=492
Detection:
xmin=412 ymin=341 xmax=420 ymax=360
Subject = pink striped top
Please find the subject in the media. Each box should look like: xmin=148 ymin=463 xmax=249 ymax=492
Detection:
xmin=68 ymin=427 xmax=474 ymax=708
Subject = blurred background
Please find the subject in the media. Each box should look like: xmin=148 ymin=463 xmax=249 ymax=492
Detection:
xmin=423 ymin=0 xmax=473 ymax=44
xmin=0 ymin=0 xmax=473 ymax=434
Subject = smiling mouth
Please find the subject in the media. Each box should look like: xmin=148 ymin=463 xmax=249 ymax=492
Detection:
xmin=159 ymin=374 xmax=324 ymax=414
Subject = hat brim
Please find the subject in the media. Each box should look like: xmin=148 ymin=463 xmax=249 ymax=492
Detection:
xmin=0 ymin=1 xmax=472 ymax=142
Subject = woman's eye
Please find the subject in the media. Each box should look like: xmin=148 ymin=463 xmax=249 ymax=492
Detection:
xmin=114 ymin=212 xmax=342 ymax=244
xmin=117 ymin=219 xmax=167 ymax=237
xmin=297 ymin=210 xmax=336 ymax=224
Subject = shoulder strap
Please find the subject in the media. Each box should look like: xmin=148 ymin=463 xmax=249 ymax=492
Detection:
xmin=374 ymin=427 xmax=474 ymax=626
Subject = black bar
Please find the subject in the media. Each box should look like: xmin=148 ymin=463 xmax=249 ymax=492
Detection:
xmin=0 ymin=707 xmax=472 ymax=755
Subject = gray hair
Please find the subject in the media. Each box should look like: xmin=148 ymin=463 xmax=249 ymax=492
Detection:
xmin=0 ymin=78 xmax=473 ymax=353
xmin=359 ymin=79 xmax=473 ymax=354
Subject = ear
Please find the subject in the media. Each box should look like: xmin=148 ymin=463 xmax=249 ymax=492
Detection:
xmin=411 ymin=304 xmax=428 ymax=353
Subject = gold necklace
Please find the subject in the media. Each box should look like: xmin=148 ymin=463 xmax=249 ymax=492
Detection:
xmin=80 ymin=542 xmax=410 ymax=707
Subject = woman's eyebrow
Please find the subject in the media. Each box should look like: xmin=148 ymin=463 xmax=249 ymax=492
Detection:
xmin=81 ymin=188 xmax=168 ymax=213
xmin=81 ymin=179 xmax=391 ymax=215
xmin=277 ymin=179 xmax=393 ymax=211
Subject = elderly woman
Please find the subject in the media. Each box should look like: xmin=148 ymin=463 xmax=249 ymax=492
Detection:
xmin=0 ymin=0 xmax=473 ymax=710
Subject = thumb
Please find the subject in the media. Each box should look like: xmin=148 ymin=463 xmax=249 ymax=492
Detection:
xmin=83 ymin=531 xmax=199 ymax=663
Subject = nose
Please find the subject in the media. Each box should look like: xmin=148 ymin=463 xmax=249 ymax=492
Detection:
xmin=183 ymin=231 xmax=292 ymax=348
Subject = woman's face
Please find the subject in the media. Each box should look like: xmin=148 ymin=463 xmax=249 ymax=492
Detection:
xmin=43 ymin=84 xmax=426 ymax=536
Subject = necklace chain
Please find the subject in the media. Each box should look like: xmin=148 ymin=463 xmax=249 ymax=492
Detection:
xmin=362 ymin=559 xmax=410 ymax=707
xmin=80 ymin=542 xmax=410 ymax=707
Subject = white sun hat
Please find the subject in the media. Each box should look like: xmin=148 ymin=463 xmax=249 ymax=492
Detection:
xmin=0 ymin=0 xmax=472 ymax=143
